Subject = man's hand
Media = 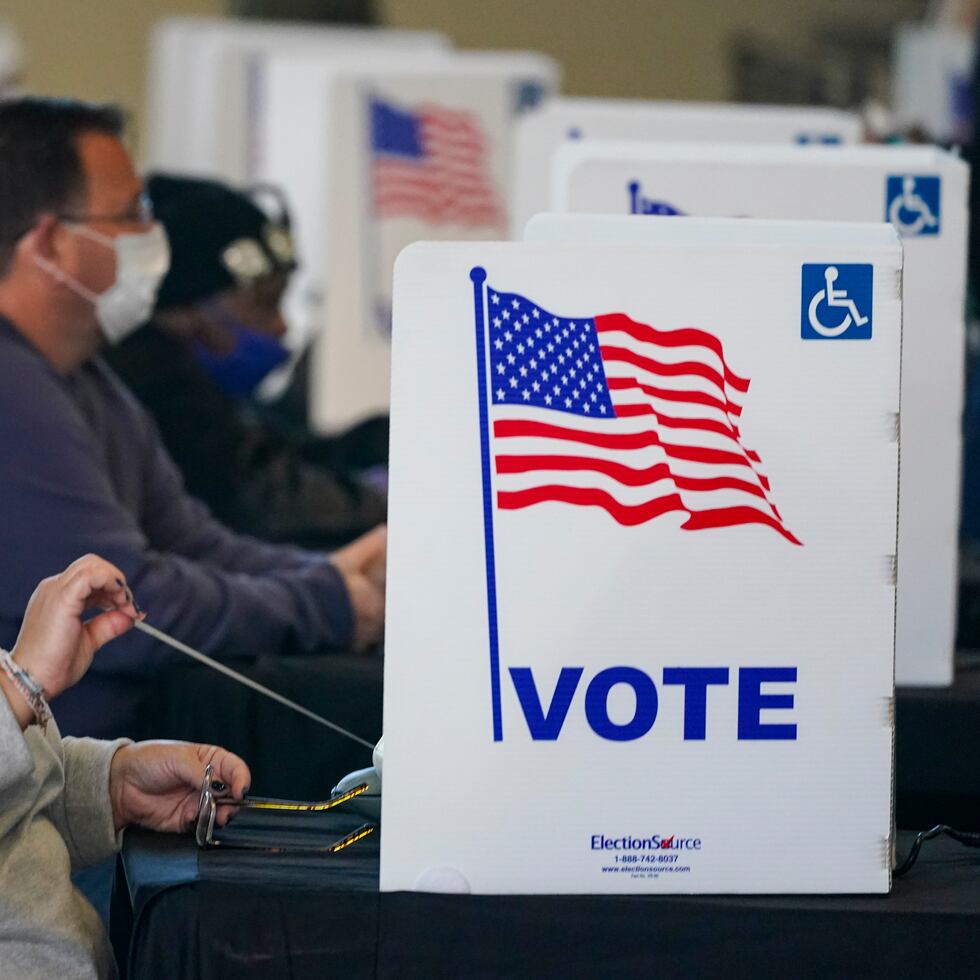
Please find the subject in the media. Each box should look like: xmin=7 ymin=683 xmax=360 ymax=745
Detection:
xmin=109 ymin=741 xmax=250 ymax=834
xmin=330 ymin=524 xmax=386 ymax=652
xmin=11 ymin=554 xmax=142 ymax=701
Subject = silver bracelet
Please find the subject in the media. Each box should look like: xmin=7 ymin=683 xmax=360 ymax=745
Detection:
xmin=0 ymin=648 xmax=51 ymax=732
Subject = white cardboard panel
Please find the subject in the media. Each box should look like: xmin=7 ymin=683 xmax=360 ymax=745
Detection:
xmin=382 ymin=230 xmax=900 ymax=894
xmin=527 ymin=213 xmax=899 ymax=248
xmin=891 ymin=23 xmax=974 ymax=142
xmin=544 ymin=141 xmax=968 ymax=686
xmin=254 ymin=48 xmax=463 ymax=350
xmin=255 ymin=52 xmax=560 ymax=429
xmin=145 ymin=18 xmax=200 ymax=170
xmin=144 ymin=16 xmax=450 ymax=180
xmin=509 ymin=97 xmax=862 ymax=236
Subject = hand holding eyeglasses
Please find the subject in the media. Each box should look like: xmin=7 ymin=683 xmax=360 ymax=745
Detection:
xmin=196 ymin=763 xmax=374 ymax=853
xmin=110 ymin=742 xmax=250 ymax=835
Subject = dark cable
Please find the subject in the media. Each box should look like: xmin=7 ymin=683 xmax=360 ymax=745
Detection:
xmin=894 ymin=825 xmax=980 ymax=877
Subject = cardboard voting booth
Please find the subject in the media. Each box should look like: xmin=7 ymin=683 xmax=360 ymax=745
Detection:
xmin=509 ymin=97 xmax=863 ymax=237
xmin=382 ymin=222 xmax=900 ymax=894
xmin=547 ymin=141 xmax=968 ymax=687
xmin=256 ymin=52 xmax=559 ymax=430
xmin=144 ymin=17 xmax=450 ymax=182
xmin=254 ymin=48 xmax=465 ymax=357
xmin=892 ymin=23 xmax=974 ymax=143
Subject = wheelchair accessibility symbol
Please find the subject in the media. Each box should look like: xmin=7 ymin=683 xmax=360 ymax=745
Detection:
xmin=627 ymin=181 xmax=685 ymax=216
xmin=801 ymin=263 xmax=873 ymax=340
xmin=885 ymin=175 xmax=941 ymax=236
xmin=794 ymin=133 xmax=842 ymax=144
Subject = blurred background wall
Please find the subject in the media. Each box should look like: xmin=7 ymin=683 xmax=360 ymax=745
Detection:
xmin=0 ymin=0 xmax=949 ymax=137
xmin=383 ymin=0 xmax=926 ymax=102
xmin=3 ymin=0 xmax=224 ymax=140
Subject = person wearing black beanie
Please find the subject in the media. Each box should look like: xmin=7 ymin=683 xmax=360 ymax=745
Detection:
xmin=105 ymin=173 xmax=387 ymax=549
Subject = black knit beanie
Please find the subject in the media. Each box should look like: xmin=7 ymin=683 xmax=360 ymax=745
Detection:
xmin=148 ymin=172 xmax=297 ymax=310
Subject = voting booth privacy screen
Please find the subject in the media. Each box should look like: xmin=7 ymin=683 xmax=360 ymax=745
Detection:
xmin=144 ymin=17 xmax=450 ymax=182
xmin=547 ymin=142 xmax=967 ymax=687
xmin=509 ymin=97 xmax=863 ymax=237
xmin=382 ymin=225 xmax=899 ymax=894
xmin=891 ymin=23 xmax=974 ymax=143
xmin=256 ymin=53 xmax=559 ymax=431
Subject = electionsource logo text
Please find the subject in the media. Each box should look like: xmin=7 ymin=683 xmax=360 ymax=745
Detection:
xmin=591 ymin=834 xmax=702 ymax=851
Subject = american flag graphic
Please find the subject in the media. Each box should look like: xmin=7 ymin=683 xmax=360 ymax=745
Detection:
xmin=481 ymin=282 xmax=801 ymax=545
xmin=370 ymin=97 xmax=503 ymax=227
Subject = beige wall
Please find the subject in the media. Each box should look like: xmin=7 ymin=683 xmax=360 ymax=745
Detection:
xmin=381 ymin=0 xmax=925 ymax=102
xmin=0 ymin=0 xmax=928 ymax=144
xmin=3 ymin=0 xmax=226 ymax=146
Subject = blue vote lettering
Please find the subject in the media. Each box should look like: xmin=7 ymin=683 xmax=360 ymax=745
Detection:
xmin=584 ymin=667 xmax=659 ymax=741
xmin=508 ymin=667 xmax=584 ymax=740
xmin=662 ymin=667 xmax=731 ymax=740
xmin=508 ymin=664 xmax=796 ymax=742
xmin=737 ymin=667 xmax=798 ymax=741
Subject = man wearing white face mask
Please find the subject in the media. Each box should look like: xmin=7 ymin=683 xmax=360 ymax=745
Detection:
xmin=32 ymin=204 xmax=170 ymax=346
xmin=0 ymin=99 xmax=386 ymax=784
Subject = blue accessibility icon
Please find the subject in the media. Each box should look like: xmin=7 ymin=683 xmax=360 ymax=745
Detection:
xmin=886 ymin=175 xmax=941 ymax=236
xmin=794 ymin=133 xmax=842 ymax=145
xmin=627 ymin=181 xmax=685 ymax=216
xmin=801 ymin=264 xmax=873 ymax=340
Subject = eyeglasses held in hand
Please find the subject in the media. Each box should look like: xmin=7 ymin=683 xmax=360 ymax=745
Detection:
xmin=195 ymin=763 xmax=375 ymax=853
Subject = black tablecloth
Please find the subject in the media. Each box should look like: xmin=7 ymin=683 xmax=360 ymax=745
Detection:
xmin=896 ymin=661 xmax=980 ymax=829
xmin=114 ymin=817 xmax=980 ymax=980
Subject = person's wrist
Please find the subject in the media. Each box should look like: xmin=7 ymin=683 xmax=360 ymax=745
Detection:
xmin=9 ymin=645 xmax=60 ymax=701
xmin=0 ymin=649 xmax=53 ymax=731
xmin=109 ymin=743 xmax=134 ymax=833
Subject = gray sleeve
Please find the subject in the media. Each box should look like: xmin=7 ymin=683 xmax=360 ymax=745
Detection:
xmin=50 ymin=736 xmax=131 ymax=872
xmin=0 ymin=693 xmax=36 ymax=840
xmin=0 ymin=697 xmax=125 ymax=871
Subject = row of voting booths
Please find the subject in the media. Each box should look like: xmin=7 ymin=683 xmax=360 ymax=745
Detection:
xmin=146 ymin=18 xmax=969 ymax=895
xmin=146 ymin=17 xmax=559 ymax=425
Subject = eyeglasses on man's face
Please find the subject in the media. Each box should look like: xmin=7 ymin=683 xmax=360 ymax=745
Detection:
xmin=58 ymin=192 xmax=155 ymax=227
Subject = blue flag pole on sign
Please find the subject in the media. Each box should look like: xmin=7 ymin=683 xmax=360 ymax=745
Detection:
xmin=470 ymin=266 xmax=504 ymax=742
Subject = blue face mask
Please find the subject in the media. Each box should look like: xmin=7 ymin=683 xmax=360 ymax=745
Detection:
xmin=191 ymin=306 xmax=290 ymax=398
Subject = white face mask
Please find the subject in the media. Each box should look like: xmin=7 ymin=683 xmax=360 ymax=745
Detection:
xmin=34 ymin=222 xmax=171 ymax=344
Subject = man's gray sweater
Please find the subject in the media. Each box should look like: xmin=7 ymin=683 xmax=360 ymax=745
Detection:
xmin=0 ymin=693 xmax=128 ymax=979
